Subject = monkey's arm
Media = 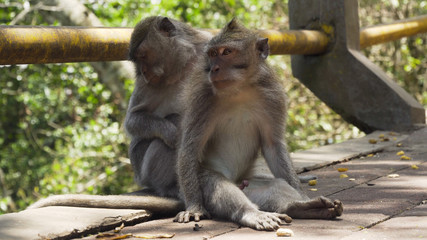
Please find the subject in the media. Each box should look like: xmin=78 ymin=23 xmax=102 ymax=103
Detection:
xmin=125 ymin=110 xmax=178 ymax=149
xmin=259 ymin=86 xmax=301 ymax=189
xmin=174 ymin=87 xmax=214 ymax=222
xmin=174 ymin=117 xmax=211 ymax=222
xmin=261 ymin=139 xmax=300 ymax=189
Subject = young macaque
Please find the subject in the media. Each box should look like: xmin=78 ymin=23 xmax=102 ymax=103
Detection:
xmin=175 ymin=19 xmax=343 ymax=231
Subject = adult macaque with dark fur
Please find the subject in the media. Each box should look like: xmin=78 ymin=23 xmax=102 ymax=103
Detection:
xmin=28 ymin=16 xmax=210 ymax=212
xmin=125 ymin=16 xmax=211 ymax=197
xmin=175 ymin=19 xmax=343 ymax=231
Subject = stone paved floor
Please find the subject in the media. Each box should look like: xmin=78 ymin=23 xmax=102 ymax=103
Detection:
xmin=1 ymin=127 xmax=426 ymax=240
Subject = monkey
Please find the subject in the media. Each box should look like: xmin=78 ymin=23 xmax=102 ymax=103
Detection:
xmin=125 ymin=16 xmax=212 ymax=198
xmin=174 ymin=19 xmax=343 ymax=231
xmin=27 ymin=16 xmax=210 ymax=212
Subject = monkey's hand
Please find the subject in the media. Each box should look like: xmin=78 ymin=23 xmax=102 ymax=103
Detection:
xmin=165 ymin=113 xmax=181 ymax=127
xmin=174 ymin=205 xmax=211 ymax=223
xmin=161 ymin=124 xmax=178 ymax=149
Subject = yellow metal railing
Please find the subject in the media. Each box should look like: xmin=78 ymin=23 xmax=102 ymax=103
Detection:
xmin=0 ymin=15 xmax=425 ymax=65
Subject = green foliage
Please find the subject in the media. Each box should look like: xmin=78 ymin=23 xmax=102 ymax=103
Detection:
xmin=0 ymin=0 xmax=425 ymax=214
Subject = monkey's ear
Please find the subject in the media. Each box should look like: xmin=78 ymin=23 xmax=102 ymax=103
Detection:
xmin=226 ymin=18 xmax=239 ymax=31
xmin=159 ymin=17 xmax=176 ymax=36
xmin=256 ymin=38 xmax=269 ymax=59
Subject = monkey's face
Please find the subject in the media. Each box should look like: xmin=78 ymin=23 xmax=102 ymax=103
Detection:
xmin=206 ymin=44 xmax=251 ymax=91
xmin=132 ymin=41 xmax=166 ymax=86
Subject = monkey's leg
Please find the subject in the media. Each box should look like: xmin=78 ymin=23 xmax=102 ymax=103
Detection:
xmin=130 ymin=138 xmax=179 ymax=198
xmin=244 ymin=178 xmax=343 ymax=219
xmin=129 ymin=137 xmax=151 ymax=186
xmin=199 ymin=170 xmax=291 ymax=231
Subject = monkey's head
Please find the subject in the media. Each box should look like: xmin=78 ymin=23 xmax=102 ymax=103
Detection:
xmin=129 ymin=16 xmax=197 ymax=87
xmin=204 ymin=18 xmax=270 ymax=92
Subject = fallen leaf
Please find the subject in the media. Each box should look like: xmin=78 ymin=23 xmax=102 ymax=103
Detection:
xmin=367 ymin=154 xmax=374 ymax=157
xmin=337 ymin=168 xmax=348 ymax=172
xmin=133 ymin=234 xmax=175 ymax=239
xmin=340 ymin=174 xmax=348 ymax=178
xmin=411 ymin=165 xmax=419 ymax=170
xmin=112 ymin=234 xmax=133 ymax=240
xmin=379 ymin=134 xmax=385 ymax=138
xmin=309 ymin=188 xmax=318 ymax=191
xmin=369 ymin=139 xmax=377 ymax=144
xmin=380 ymin=137 xmax=390 ymax=142
xmin=396 ymin=151 xmax=405 ymax=156
xmin=396 ymin=143 xmax=402 ymax=147
xmin=97 ymin=233 xmax=117 ymax=238
xmin=115 ymin=223 xmax=125 ymax=233
xmin=348 ymin=178 xmax=356 ymax=181
xmin=308 ymin=180 xmax=317 ymax=186
xmin=400 ymin=155 xmax=411 ymax=160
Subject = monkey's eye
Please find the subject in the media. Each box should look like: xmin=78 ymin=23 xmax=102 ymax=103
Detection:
xmin=208 ymin=49 xmax=218 ymax=57
xmin=136 ymin=50 xmax=147 ymax=60
xmin=222 ymin=48 xmax=232 ymax=56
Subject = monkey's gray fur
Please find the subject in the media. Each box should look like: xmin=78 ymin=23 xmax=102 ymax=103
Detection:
xmin=175 ymin=19 xmax=343 ymax=231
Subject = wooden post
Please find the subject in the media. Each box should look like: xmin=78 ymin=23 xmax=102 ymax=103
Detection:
xmin=289 ymin=0 xmax=425 ymax=132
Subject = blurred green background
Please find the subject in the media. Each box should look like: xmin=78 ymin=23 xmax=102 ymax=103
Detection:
xmin=0 ymin=0 xmax=425 ymax=214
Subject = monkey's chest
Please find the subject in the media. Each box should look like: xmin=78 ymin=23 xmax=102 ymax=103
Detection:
xmin=203 ymin=110 xmax=261 ymax=182
xmin=150 ymin=90 xmax=182 ymax=117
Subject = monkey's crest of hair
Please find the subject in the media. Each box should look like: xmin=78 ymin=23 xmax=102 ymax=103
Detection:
xmin=129 ymin=16 xmax=205 ymax=61
xmin=209 ymin=18 xmax=257 ymax=47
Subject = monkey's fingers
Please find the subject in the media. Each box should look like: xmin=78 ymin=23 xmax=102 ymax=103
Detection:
xmin=184 ymin=211 xmax=192 ymax=223
xmin=173 ymin=211 xmax=189 ymax=223
xmin=334 ymin=200 xmax=344 ymax=216
xmin=277 ymin=213 xmax=292 ymax=223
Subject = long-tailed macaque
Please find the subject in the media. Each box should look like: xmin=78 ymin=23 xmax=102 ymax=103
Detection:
xmin=125 ymin=16 xmax=212 ymax=197
xmin=28 ymin=16 xmax=210 ymax=213
xmin=174 ymin=19 xmax=343 ymax=231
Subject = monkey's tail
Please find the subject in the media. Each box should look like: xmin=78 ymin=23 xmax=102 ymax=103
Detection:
xmin=27 ymin=194 xmax=184 ymax=216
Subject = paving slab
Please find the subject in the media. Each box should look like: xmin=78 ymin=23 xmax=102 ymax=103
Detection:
xmin=0 ymin=207 xmax=150 ymax=240
xmin=341 ymin=202 xmax=427 ymax=240
xmin=82 ymin=218 xmax=239 ymax=240
xmin=292 ymin=131 xmax=408 ymax=173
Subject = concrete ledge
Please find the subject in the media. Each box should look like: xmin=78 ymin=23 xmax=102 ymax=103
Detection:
xmin=0 ymin=207 xmax=150 ymax=240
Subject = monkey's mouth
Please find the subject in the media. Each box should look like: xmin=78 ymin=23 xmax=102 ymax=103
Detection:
xmin=212 ymin=79 xmax=235 ymax=89
xmin=143 ymin=74 xmax=162 ymax=86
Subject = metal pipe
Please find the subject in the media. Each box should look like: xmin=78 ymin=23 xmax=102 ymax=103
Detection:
xmin=0 ymin=26 xmax=132 ymax=65
xmin=0 ymin=15 xmax=425 ymax=65
xmin=360 ymin=15 xmax=427 ymax=49
xmin=258 ymin=29 xmax=329 ymax=55
xmin=0 ymin=26 xmax=328 ymax=65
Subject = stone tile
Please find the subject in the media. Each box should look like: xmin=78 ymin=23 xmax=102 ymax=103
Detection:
xmin=342 ymin=203 xmax=427 ymax=240
xmin=0 ymin=207 xmax=150 ymax=240
xmin=83 ymin=218 xmax=239 ymax=240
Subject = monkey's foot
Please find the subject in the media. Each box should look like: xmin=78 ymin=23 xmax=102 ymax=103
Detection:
xmin=286 ymin=196 xmax=344 ymax=219
xmin=174 ymin=205 xmax=211 ymax=223
xmin=239 ymin=210 xmax=292 ymax=231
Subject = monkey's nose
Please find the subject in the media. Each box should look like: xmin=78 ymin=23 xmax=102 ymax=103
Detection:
xmin=211 ymin=65 xmax=220 ymax=73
